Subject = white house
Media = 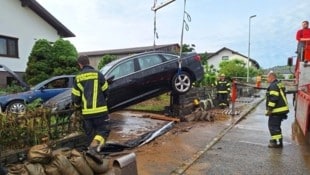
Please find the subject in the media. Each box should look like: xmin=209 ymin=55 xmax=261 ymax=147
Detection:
xmin=206 ymin=47 xmax=260 ymax=70
xmin=0 ymin=0 xmax=74 ymax=87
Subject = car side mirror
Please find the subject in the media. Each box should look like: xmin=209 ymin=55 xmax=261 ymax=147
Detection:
xmin=287 ymin=57 xmax=293 ymax=66
xmin=106 ymin=75 xmax=115 ymax=85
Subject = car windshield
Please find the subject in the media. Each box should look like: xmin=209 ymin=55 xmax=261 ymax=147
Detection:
xmin=100 ymin=64 xmax=113 ymax=75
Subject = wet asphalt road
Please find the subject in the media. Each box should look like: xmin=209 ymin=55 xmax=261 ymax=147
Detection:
xmin=184 ymin=94 xmax=310 ymax=175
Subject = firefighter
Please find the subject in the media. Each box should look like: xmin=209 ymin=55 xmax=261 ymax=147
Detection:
xmin=215 ymin=74 xmax=230 ymax=108
xmin=265 ymin=71 xmax=289 ymax=148
xmin=72 ymin=55 xmax=110 ymax=163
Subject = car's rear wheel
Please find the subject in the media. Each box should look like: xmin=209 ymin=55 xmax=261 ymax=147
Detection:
xmin=7 ymin=101 xmax=26 ymax=115
xmin=172 ymin=72 xmax=192 ymax=94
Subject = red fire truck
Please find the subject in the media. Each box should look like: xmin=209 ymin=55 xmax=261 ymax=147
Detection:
xmin=290 ymin=39 xmax=310 ymax=137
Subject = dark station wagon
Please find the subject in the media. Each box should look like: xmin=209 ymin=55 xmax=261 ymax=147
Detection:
xmin=45 ymin=51 xmax=204 ymax=112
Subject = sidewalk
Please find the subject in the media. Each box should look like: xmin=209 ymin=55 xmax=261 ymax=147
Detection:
xmin=182 ymin=94 xmax=310 ymax=175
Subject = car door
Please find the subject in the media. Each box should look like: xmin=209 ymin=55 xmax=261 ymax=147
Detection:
xmin=136 ymin=54 xmax=168 ymax=96
xmin=105 ymin=58 xmax=138 ymax=110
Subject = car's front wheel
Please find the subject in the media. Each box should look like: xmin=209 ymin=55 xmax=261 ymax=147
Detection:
xmin=172 ymin=72 xmax=192 ymax=94
xmin=7 ymin=101 xmax=26 ymax=115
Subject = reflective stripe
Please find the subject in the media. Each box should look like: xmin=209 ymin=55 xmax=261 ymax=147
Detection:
xmin=271 ymin=134 xmax=282 ymax=140
xmin=269 ymin=90 xmax=279 ymax=96
xmin=272 ymin=106 xmax=289 ymax=113
xmin=93 ymin=79 xmax=98 ymax=108
xmin=72 ymin=88 xmax=80 ymax=96
xmin=102 ymin=81 xmax=108 ymax=91
xmin=278 ymin=86 xmax=289 ymax=107
xmin=218 ymin=91 xmax=228 ymax=93
xmin=268 ymin=102 xmax=276 ymax=107
xmin=77 ymin=83 xmax=87 ymax=109
xmin=94 ymin=135 xmax=105 ymax=145
xmin=76 ymin=72 xmax=98 ymax=82
xmin=82 ymin=106 xmax=108 ymax=115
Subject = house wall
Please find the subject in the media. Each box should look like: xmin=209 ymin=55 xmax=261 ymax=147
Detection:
xmin=0 ymin=0 xmax=60 ymax=72
xmin=207 ymin=50 xmax=253 ymax=70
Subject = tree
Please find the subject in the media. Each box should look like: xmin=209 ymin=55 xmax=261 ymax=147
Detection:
xmin=218 ymin=59 xmax=258 ymax=81
xmin=50 ymin=39 xmax=79 ymax=76
xmin=25 ymin=39 xmax=79 ymax=86
xmin=194 ymin=53 xmax=217 ymax=87
xmin=182 ymin=44 xmax=195 ymax=52
xmin=98 ymin=54 xmax=117 ymax=70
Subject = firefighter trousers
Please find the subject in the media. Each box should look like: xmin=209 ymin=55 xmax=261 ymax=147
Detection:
xmin=268 ymin=115 xmax=286 ymax=140
xmin=217 ymin=93 xmax=228 ymax=107
xmin=82 ymin=115 xmax=111 ymax=145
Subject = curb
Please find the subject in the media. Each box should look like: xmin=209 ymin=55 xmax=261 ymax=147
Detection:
xmin=170 ymin=97 xmax=265 ymax=175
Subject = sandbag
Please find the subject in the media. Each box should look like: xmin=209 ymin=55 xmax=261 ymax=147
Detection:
xmin=44 ymin=155 xmax=79 ymax=175
xmin=84 ymin=153 xmax=109 ymax=174
xmin=7 ymin=164 xmax=29 ymax=175
xmin=24 ymin=162 xmax=46 ymax=175
xmin=70 ymin=149 xmax=94 ymax=175
xmin=43 ymin=160 xmax=60 ymax=175
xmin=52 ymin=147 xmax=72 ymax=158
xmin=27 ymin=144 xmax=52 ymax=164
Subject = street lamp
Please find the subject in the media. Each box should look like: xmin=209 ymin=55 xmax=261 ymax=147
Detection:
xmin=247 ymin=15 xmax=256 ymax=82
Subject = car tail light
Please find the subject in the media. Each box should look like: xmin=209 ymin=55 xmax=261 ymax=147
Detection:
xmin=194 ymin=55 xmax=201 ymax=62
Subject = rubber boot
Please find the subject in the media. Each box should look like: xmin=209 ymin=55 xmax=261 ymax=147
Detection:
xmin=268 ymin=139 xmax=282 ymax=148
xmin=89 ymin=136 xmax=105 ymax=153
xmin=86 ymin=148 xmax=103 ymax=164
xmin=278 ymin=138 xmax=283 ymax=148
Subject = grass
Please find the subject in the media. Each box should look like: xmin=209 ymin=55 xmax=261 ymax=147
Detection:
xmin=127 ymin=93 xmax=170 ymax=112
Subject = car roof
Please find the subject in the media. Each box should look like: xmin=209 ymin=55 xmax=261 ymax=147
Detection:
xmin=101 ymin=51 xmax=178 ymax=70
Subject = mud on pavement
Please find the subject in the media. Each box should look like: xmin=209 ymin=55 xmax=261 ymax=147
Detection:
xmin=105 ymin=96 xmax=263 ymax=175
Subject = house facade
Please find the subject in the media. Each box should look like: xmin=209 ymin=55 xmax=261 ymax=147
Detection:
xmin=80 ymin=43 xmax=180 ymax=70
xmin=0 ymin=0 xmax=74 ymax=87
xmin=206 ymin=47 xmax=260 ymax=70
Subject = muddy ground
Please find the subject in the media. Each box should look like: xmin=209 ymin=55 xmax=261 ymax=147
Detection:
xmin=107 ymin=108 xmax=239 ymax=175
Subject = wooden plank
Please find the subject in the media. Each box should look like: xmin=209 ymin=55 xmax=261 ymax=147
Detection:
xmin=142 ymin=114 xmax=180 ymax=122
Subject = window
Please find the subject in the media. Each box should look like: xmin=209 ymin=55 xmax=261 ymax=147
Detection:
xmin=222 ymin=56 xmax=229 ymax=60
xmin=0 ymin=35 xmax=18 ymax=58
xmin=46 ymin=78 xmax=69 ymax=89
xmin=162 ymin=54 xmax=178 ymax=61
xmin=138 ymin=55 xmax=164 ymax=70
xmin=109 ymin=60 xmax=135 ymax=79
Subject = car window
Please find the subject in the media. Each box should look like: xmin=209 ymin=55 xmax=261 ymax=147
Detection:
xmin=45 ymin=78 xmax=69 ymax=89
xmin=162 ymin=54 xmax=178 ymax=61
xmin=109 ymin=60 xmax=135 ymax=79
xmin=138 ymin=55 xmax=164 ymax=70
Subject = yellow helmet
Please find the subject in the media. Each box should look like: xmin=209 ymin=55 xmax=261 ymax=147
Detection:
xmin=220 ymin=73 xmax=225 ymax=77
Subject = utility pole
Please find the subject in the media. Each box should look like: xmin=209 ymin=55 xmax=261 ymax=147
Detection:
xmin=247 ymin=15 xmax=256 ymax=82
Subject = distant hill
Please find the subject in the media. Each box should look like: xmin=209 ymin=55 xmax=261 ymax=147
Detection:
xmin=263 ymin=65 xmax=295 ymax=75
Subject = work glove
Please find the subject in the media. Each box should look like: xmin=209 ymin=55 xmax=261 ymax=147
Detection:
xmin=265 ymin=110 xmax=272 ymax=116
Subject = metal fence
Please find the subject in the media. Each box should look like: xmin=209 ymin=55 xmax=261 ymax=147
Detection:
xmin=0 ymin=108 xmax=83 ymax=164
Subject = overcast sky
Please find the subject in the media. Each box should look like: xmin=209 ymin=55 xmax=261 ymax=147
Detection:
xmin=37 ymin=0 xmax=310 ymax=68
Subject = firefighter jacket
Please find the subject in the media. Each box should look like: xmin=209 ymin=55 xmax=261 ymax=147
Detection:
xmin=265 ymin=79 xmax=289 ymax=115
xmin=72 ymin=65 xmax=109 ymax=118
xmin=215 ymin=79 xmax=231 ymax=94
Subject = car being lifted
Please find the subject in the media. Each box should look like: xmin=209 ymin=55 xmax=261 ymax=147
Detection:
xmin=44 ymin=51 xmax=204 ymax=113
